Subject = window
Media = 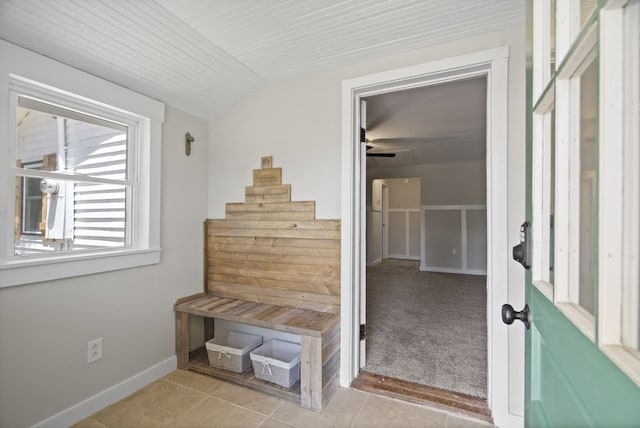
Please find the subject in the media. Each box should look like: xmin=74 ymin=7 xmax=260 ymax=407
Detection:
xmin=0 ymin=45 xmax=164 ymax=288
xmin=14 ymin=97 xmax=129 ymax=255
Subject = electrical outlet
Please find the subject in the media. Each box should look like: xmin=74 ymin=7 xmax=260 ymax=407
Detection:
xmin=452 ymin=248 xmax=457 ymax=255
xmin=88 ymin=338 xmax=102 ymax=363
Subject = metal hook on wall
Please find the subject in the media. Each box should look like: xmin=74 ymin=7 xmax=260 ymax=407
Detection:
xmin=185 ymin=132 xmax=195 ymax=156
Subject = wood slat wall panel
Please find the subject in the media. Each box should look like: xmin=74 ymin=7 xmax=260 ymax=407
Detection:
xmin=210 ymin=236 xmax=339 ymax=253
xmin=245 ymin=184 xmax=291 ymax=203
xmin=211 ymin=251 xmax=338 ymax=267
xmin=209 ymin=227 xmax=335 ymax=239
xmin=209 ymin=219 xmax=338 ymax=232
xmin=225 ymin=201 xmax=315 ymax=221
xmin=209 ymin=258 xmax=338 ymax=277
xmin=253 ymin=167 xmax=282 ymax=186
xmin=206 ymin=282 xmax=340 ymax=314
xmin=209 ymin=272 xmax=337 ymax=296
xmin=202 ymin=159 xmax=341 ymax=315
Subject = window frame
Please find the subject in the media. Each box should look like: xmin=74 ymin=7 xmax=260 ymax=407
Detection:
xmin=20 ymin=161 xmax=44 ymax=236
xmin=0 ymin=43 xmax=164 ymax=288
xmin=532 ymin=0 xmax=640 ymax=387
xmin=598 ymin=0 xmax=640 ymax=385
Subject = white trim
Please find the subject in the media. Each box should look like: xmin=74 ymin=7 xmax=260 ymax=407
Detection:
xmin=557 ymin=302 xmax=596 ymax=343
xmin=533 ymin=280 xmax=555 ymax=302
xmin=421 ymin=204 xmax=487 ymax=210
xmin=420 ymin=266 xmax=487 ymax=276
xmin=389 ymin=254 xmax=420 ymax=261
xmin=598 ymin=5 xmax=625 ymax=348
xmin=32 ymin=356 xmax=176 ymax=428
xmin=598 ymin=1 xmax=640 ymax=387
xmin=340 ymin=46 xmax=520 ymax=427
xmin=0 ymin=248 xmax=160 ymax=287
xmin=620 ymin=0 xmax=640 ymax=355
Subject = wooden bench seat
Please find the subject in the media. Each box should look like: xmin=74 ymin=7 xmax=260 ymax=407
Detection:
xmin=174 ymin=157 xmax=341 ymax=412
xmin=174 ymin=292 xmax=340 ymax=411
xmin=175 ymin=292 xmax=340 ymax=337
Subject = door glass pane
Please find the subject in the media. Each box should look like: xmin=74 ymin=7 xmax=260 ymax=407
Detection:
xmin=578 ymin=59 xmax=597 ymax=315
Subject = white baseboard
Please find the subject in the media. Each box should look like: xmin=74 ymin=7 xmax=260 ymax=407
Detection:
xmin=33 ymin=356 xmax=177 ymax=428
xmin=419 ymin=265 xmax=487 ymax=276
xmin=367 ymin=258 xmax=382 ymax=266
xmin=388 ymin=254 xmax=420 ymax=261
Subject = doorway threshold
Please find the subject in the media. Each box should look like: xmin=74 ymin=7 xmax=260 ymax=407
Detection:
xmin=351 ymin=371 xmax=493 ymax=424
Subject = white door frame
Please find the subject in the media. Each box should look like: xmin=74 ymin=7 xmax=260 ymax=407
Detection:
xmin=382 ymin=184 xmax=389 ymax=259
xmin=340 ymin=47 xmax=519 ymax=426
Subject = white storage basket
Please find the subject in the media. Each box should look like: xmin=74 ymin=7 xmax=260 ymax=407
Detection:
xmin=206 ymin=331 xmax=262 ymax=373
xmin=250 ymin=339 xmax=301 ymax=388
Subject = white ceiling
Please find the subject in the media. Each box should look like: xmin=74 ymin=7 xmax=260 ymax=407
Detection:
xmin=0 ymin=0 xmax=524 ymax=121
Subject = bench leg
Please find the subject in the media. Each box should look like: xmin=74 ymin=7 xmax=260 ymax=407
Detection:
xmin=300 ymin=336 xmax=323 ymax=412
xmin=175 ymin=311 xmax=189 ymax=369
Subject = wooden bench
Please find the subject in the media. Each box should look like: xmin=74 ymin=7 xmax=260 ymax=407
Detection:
xmin=174 ymin=157 xmax=340 ymax=412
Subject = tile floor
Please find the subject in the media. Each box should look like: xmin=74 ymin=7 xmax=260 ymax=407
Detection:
xmin=73 ymin=369 xmax=493 ymax=428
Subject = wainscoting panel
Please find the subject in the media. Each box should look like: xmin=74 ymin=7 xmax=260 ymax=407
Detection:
xmin=420 ymin=205 xmax=487 ymax=275
xmin=388 ymin=208 xmax=421 ymax=260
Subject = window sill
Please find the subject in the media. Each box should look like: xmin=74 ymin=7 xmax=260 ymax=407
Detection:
xmin=533 ymin=280 xmax=554 ymax=302
xmin=601 ymin=345 xmax=640 ymax=389
xmin=556 ymin=302 xmax=596 ymax=343
xmin=0 ymin=248 xmax=161 ymax=288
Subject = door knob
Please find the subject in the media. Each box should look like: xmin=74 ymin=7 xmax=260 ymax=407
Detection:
xmin=502 ymin=304 xmax=530 ymax=329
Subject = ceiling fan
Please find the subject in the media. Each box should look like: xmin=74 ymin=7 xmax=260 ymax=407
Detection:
xmin=362 ymin=130 xmax=396 ymax=157
xmin=366 ymin=144 xmax=396 ymax=157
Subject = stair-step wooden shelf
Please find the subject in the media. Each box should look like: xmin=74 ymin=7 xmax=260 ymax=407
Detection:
xmin=174 ymin=157 xmax=341 ymax=412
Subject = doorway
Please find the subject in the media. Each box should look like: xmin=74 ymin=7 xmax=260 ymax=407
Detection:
xmin=340 ymin=47 xmax=517 ymax=427
xmin=361 ymin=79 xmax=488 ymax=403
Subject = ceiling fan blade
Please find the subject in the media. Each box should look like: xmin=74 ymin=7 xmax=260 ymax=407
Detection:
xmin=367 ymin=152 xmax=396 ymax=157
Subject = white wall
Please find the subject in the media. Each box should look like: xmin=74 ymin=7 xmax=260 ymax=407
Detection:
xmin=368 ymin=178 xmax=421 ymax=261
xmin=208 ymin=29 xmax=513 ymax=219
xmin=367 ymin=160 xmax=486 ymax=206
xmin=209 ymin=26 xmax=525 ymax=418
xmin=0 ymin=96 xmax=208 ymax=428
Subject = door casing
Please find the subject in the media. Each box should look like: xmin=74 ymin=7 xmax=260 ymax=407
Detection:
xmin=340 ymin=47 xmax=522 ymax=427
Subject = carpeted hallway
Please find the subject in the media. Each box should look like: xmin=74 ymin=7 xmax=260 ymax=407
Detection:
xmin=364 ymin=258 xmax=487 ymax=398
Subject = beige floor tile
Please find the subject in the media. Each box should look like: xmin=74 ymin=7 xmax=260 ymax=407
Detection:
xmin=164 ymin=369 xmax=227 ymax=394
xmin=446 ymin=414 xmax=494 ymax=428
xmin=270 ymin=387 xmax=367 ymax=428
xmin=353 ymin=394 xmax=448 ymax=428
xmin=70 ymin=418 xmax=108 ymax=428
xmin=211 ymin=382 xmax=283 ymax=416
xmin=91 ymin=379 xmax=207 ymax=427
xmin=258 ymin=417 xmax=296 ymax=428
xmin=172 ymin=396 xmax=267 ymax=427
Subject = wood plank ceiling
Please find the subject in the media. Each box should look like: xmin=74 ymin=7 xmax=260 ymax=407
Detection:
xmin=0 ymin=0 xmax=523 ymax=121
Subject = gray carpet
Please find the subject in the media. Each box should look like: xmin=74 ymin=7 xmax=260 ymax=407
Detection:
xmin=364 ymin=259 xmax=487 ymax=398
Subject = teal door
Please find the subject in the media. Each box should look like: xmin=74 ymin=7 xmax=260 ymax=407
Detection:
xmin=521 ymin=1 xmax=640 ymax=426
